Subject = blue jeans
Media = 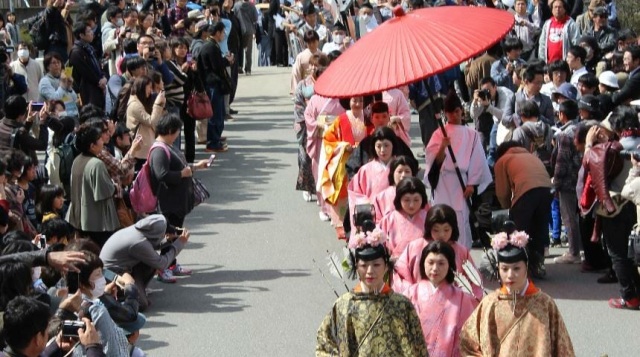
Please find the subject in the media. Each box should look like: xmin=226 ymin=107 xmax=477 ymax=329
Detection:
xmin=207 ymin=86 xmax=225 ymax=149
xmin=549 ymin=195 xmax=561 ymax=242
xmin=487 ymin=122 xmax=499 ymax=167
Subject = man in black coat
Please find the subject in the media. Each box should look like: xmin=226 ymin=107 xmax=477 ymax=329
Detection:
xmin=69 ymin=21 xmax=107 ymax=109
xmin=612 ymin=45 xmax=640 ymax=106
xmin=222 ymin=0 xmax=242 ymax=112
xmin=196 ymin=22 xmax=233 ymax=152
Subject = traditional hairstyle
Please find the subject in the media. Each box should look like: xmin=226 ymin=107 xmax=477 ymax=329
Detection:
xmin=393 ymin=177 xmax=428 ymax=211
xmin=369 ymin=126 xmax=399 ymax=160
xmin=423 ymin=204 xmax=459 ymax=242
xmin=387 ymin=155 xmax=419 ymax=185
xmin=419 ymin=240 xmax=456 ymax=283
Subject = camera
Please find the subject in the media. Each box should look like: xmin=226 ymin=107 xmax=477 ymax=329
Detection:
xmin=353 ymin=204 xmax=375 ymax=232
xmin=62 ymin=320 xmax=85 ymax=337
xmin=477 ymin=89 xmax=490 ymax=101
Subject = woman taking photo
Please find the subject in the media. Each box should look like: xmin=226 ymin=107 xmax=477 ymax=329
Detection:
xmin=170 ymin=37 xmax=198 ymax=163
xmin=150 ymin=113 xmax=208 ymax=281
xmin=67 ymin=124 xmax=119 ymax=248
xmin=126 ymin=75 xmax=165 ymax=170
xmin=315 ymin=234 xmax=427 ymax=356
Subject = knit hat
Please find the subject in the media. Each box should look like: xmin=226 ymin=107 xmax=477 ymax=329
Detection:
xmin=134 ymin=214 xmax=168 ymax=242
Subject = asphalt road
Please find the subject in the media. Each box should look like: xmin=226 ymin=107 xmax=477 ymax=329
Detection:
xmin=136 ymin=66 xmax=639 ymax=357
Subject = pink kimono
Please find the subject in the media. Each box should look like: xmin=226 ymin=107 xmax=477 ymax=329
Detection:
xmin=380 ymin=209 xmax=427 ymax=259
xmin=403 ymin=281 xmax=477 ymax=357
xmin=383 ymin=89 xmax=412 ymax=146
xmin=347 ymin=160 xmax=390 ymax=233
xmin=393 ymin=239 xmax=484 ymax=300
xmin=373 ymin=185 xmax=396 ymax=224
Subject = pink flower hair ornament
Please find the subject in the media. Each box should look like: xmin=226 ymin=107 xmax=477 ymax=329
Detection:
xmin=348 ymin=228 xmax=388 ymax=249
xmin=491 ymin=230 xmax=529 ymax=251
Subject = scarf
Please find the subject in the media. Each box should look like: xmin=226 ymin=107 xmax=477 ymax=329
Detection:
xmin=74 ymin=40 xmax=102 ymax=77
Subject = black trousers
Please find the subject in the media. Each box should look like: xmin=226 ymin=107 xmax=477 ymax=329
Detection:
xmin=418 ymin=102 xmax=438 ymax=147
xmin=601 ymin=203 xmax=640 ymax=300
xmin=274 ymin=30 xmax=288 ymax=66
xmin=161 ymin=212 xmax=185 ymax=268
xmin=509 ymin=187 xmax=552 ymax=265
xmin=181 ymin=103 xmax=196 ymax=163
xmin=579 ymin=211 xmax=611 ymax=269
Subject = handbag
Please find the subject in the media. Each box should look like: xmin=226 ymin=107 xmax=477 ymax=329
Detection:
xmin=629 ymin=225 xmax=640 ymax=264
xmin=187 ymin=90 xmax=213 ymax=121
xmin=192 ymin=177 xmax=210 ymax=208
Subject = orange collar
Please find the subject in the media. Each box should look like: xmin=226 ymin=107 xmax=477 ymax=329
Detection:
xmin=354 ymin=283 xmax=392 ymax=294
xmin=500 ymin=280 xmax=539 ymax=296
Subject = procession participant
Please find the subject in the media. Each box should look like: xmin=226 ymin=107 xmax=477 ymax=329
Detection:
xmin=315 ymin=234 xmax=427 ymax=356
xmin=372 ymin=155 xmax=418 ymax=223
xmin=317 ymin=96 xmax=374 ymax=240
xmin=425 ymin=91 xmax=492 ymax=249
xmin=459 ymin=230 xmax=575 ymax=356
xmin=403 ymin=240 xmax=477 ymax=357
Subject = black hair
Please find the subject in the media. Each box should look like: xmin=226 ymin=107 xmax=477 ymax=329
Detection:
xmin=41 ymin=218 xmax=71 ymax=243
xmin=2 ymin=296 xmax=51 ymax=350
xmin=4 ymin=95 xmax=27 ymax=120
xmin=617 ymin=29 xmax=637 ymax=43
xmin=68 ymin=250 xmax=103 ymax=293
xmin=371 ymin=101 xmax=389 ymax=114
xmin=123 ymin=7 xmax=138 ymax=18
xmin=518 ymin=100 xmax=540 ymax=119
xmin=156 ymin=113 xmax=183 ymax=136
xmin=43 ymin=52 xmax=63 ymax=73
xmin=114 ymin=122 xmax=131 ymax=140
xmin=419 ymin=240 xmax=456 ymax=283
xmin=78 ymin=104 xmax=106 ymax=125
xmin=52 ymin=117 xmax=77 ymax=147
xmin=547 ymin=60 xmax=570 ymax=77
xmin=568 ymin=45 xmax=587 ymax=64
xmin=75 ymin=124 xmax=102 ymax=155
xmin=627 ymin=45 xmax=640 ymax=62
xmin=0 ymin=258 xmax=32 ymax=311
xmin=608 ymin=106 xmax=640 ymax=133
xmin=327 ymin=50 xmax=342 ymax=63
xmin=136 ymin=34 xmax=155 ymax=45
xmin=18 ymin=155 xmax=34 ymax=180
xmin=443 ymin=90 xmax=463 ymax=113
xmin=106 ymin=5 xmax=123 ymax=20
xmin=387 ymin=155 xmax=419 ymax=185
xmin=480 ymin=76 xmax=496 ymax=87
xmin=393 ymin=177 xmax=428 ymax=212
xmin=495 ymin=141 xmax=524 ymax=162
xmin=123 ymin=38 xmax=138 ymax=55
xmin=424 ymin=204 xmax=459 ymax=242
xmin=131 ymin=75 xmax=153 ymax=109
xmin=72 ymin=21 xmax=91 ymax=40
xmin=3 ymin=149 xmax=26 ymax=175
xmin=65 ymin=238 xmax=101 ymax=256
xmin=38 ymin=184 xmax=65 ymax=218
xmin=211 ymin=21 xmax=225 ymax=35
xmin=558 ymin=100 xmax=579 ymax=120
xmin=303 ymin=29 xmax=319 ymax=43
xmin=1 ymin=239 xmax=37 ymax=256
xmin=502 ymin=36 xmax=523 ymax=53
xmin=170 ymin=36 xmax=190 ymax=50
xmin=369 ymin=126 xmax=398 ymax=160
xmin=578 ymin=72 xmax=599 ymax=89
xmin=523 ymin=65 xmax=544 ymax=83
xmin=126 ymin=56 xmax=147 ymax=73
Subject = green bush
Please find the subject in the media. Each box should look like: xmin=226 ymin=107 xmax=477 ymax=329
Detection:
xmin=617 ymin=0 xmax=640 ymax=33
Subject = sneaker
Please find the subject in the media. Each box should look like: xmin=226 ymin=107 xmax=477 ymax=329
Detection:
xmin=597 ymin=269 xmax=618 ymax=284
xmin=170 ymin=264 xmax=193 ymax=276
xmin=302 ymin=191 xmax=313 ymax=202
xmin=608 ymin=297 xmax=640 ymax=310
xmin=554 ymin=252 xmax=580 ymax=264
xmin=319 ymin=211 xmax=330 ymax=222
xmin=156 ymin=269 xmax=177 ymax=283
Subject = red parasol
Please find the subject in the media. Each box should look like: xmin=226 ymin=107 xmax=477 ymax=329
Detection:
xmin=314 ymin=6 xmax=515 ymax=98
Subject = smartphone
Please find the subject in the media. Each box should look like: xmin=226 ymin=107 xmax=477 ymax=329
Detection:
xmin=67 ymin=271 xmax=80 ymax=294
xmin=207 ymin=154 xmax=216 ymax=167
xmin=30 ymin=102 xmax=44 ymax=111
xmin=103 ymin=269 xmax=124 ymax=288
xmin=39 ymin=235 xmax=46 ymax=250
xmin=175 ymin=227 xmax=184 ymax=235
xmin=186 ymin=53 xmax=193 ymax=63
xmin=62 ymin=320 xmax=85 ymax=337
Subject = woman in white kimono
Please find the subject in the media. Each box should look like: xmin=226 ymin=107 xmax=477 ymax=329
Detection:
xmin=425 ymin=92 xmax=492 ymax=249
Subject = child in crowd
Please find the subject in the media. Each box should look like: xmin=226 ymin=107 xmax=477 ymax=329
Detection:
xmin=393 ymin=204 xmax=483 ymax=299
xmin=373 ymin=155 xmax=418 ymax=224
xmin=17 ymin=156 xmax=38 ymax=230
xmin=380 ymin=177 xmax=429 ymax=261
xmin=38 ymin=184 xmax=66 ymax=223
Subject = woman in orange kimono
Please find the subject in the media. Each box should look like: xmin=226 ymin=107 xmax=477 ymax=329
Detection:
xmin=317 ymin=96 xmax=374 ymax=239
xmin=460 ymin=227 xmax=575 ymax=356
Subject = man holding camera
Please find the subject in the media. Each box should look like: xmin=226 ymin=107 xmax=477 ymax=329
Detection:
xmin=490 ymin=37 xmax=527 ymax=92
xmin=99 ymin=215 xmax=190 ymax=311
xmin=470 ymin=77 xmax=514 ymax=165
xmin=0 ymin=95 xmax=50 ymax=165
xmin=136 ymin=35 xmax=175 ymax=86
xmin=2 ymin=296 xmax=105 ymax=357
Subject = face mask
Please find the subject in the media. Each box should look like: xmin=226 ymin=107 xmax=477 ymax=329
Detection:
xmin=116 ymin=19 xmax=124 ymax=27
xmin=333 ymin=34 xmax=344 ymax=44
xmin=58 ymin=111 xmax=68 ymax=117
xmin=32 ymin=267 xmax=41 ymax=282
xmin=314 ymin=5 xmax=321 ymax=11
xmin=90 ymin=276 xmax=106 ymax=298
xmin=360 ymin=14 xmax=370 ymax=24
xmin=17 ymin=49 xmax=29 ymax=59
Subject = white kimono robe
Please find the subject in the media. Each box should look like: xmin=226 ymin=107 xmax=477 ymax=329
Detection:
xmin=424 ymin=123 xmax=493 ymax=248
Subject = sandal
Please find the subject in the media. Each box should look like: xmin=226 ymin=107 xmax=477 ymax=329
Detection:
xmin=335 ymin=226 xmax=347 ymax=240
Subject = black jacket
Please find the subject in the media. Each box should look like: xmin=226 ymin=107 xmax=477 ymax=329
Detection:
xmin=612 ymin=68 xmax=640 ymax=106
xmin=196 ymin=40 xmax=231 ymax=94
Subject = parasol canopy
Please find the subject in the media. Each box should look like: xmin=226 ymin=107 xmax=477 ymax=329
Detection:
xmin=314 ymin=6 xmax=515 ymax=98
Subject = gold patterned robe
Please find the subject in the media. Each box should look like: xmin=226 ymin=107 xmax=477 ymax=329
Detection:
xmin=459 ymin=282 xmax=575 ymax=357
xmin=316 ymin=285 xmax=428 ymax=357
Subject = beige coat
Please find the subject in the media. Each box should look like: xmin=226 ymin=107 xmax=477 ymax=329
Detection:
xmin=126 ymin=95 xmax=164 ymax=159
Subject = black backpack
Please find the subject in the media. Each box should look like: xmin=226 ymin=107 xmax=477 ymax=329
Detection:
xmin=108 ymin=75 xmax=127 ymax=122
xmin=524 ymin=124 xmax=553 ymax=176
xmin=57 ymin=133 xmax=79 ymax=194
xmin=28 ymin=11 xmax=48 ymax=50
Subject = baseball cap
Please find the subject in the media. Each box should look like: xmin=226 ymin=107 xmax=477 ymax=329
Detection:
xmin=578 ymin=94 xmax=600 ymax=112
xmin=551 ymin=82 xmax=577 ymax=102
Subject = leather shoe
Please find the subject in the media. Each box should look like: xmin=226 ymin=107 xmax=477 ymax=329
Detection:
xmin=597 ymin=269 xmax=618 ymax=284
xmin=229 ymin=109 xmax=238 ymax=114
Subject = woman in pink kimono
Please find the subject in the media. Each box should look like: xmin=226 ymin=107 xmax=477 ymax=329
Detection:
xmin=379 ymin=177 xmax=429 ymax=260
xmin=373 ymin=155 xmax=418 ymax=224
xmin=393 ymin=204 xmax=484 ymax=300
xmin=347 ymin=127 xmax=397 ymax=233
xmin=403 ymin=240 xmax=477 ymax=357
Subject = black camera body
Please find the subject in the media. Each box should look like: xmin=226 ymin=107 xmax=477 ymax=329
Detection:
xmin=62 ymin=320 xmax=85 ymax=337
xmin=477 ymin=89 xmax=491 ymax=101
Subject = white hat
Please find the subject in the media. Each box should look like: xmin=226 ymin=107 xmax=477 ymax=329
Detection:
xmin=188 ymin=10 xmax=205 ymax=20
xmin=631 ymin=99 xmax=640 ymax=107
xmin=598 ymin=71 xmax=619 ymax=89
